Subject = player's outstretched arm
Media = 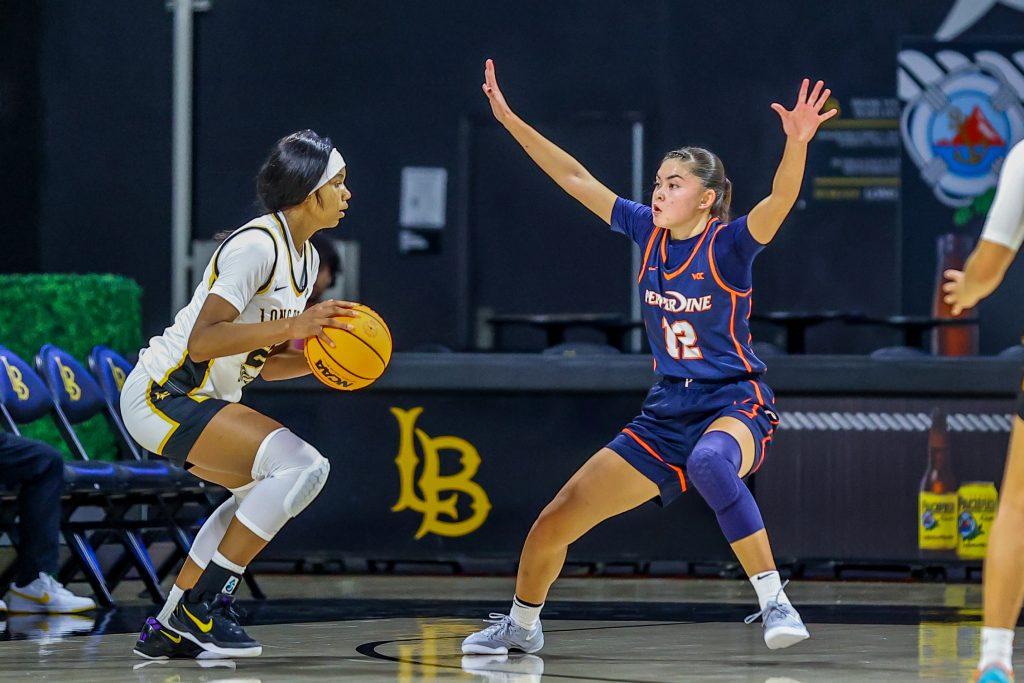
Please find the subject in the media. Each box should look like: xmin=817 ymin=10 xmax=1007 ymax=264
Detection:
xmin=482 ymin=58 xmax=617 ymax=224
xmin=747 ymin=78 xmax=837 ymax=244
xmin=942 ymin=141 xmax=1024 ymax=314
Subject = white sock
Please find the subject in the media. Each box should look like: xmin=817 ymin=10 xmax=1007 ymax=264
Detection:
xmin=979 ymin=626 xmax=1014 ymax=672
xmin=751 ymin=571 xmax=791 ymax=610
xmin=510 ymin=595 xmax=543 ymax=629
xmin=156 ymin=584 xmax=185 ymax=628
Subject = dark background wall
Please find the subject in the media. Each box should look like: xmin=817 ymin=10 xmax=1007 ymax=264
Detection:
xmin=0 ymin=1 xmax=41 ymax=273
xmin=5 ymin=1 xmax=1024 ymax=352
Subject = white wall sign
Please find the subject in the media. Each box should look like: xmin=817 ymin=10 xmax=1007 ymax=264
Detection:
xmin=400 ymin=166 xmax=448 ymax=229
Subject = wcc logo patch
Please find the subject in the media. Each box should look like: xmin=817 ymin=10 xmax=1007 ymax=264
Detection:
xmin=390 ymin=407 xmax=491 ymax=539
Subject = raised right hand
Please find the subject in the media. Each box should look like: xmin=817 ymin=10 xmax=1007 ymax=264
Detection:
xmin=481 ymin=58 xmax=515 ymax=124
xmin=287 ymin=299 xmax=358 ymax=347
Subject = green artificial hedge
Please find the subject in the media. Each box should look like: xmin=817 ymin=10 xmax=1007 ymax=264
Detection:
xmin=0 ymin=274 xmax=143 ymax=461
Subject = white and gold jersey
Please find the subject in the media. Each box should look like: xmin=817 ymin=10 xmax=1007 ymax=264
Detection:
xmin=138 ymin=212 xmax=320 ymax=403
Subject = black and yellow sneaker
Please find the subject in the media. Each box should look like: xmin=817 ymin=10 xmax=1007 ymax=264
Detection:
xmin=166 ymin=591 xmax=262 ymax=658
xmin=133 ymin=617 xmax=204 ymax=659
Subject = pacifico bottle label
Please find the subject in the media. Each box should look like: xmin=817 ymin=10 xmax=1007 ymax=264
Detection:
xmin=919 ymin=492 xmax=958 ymax=550
xmin=957 ymin=482 xmax=998 ymax=560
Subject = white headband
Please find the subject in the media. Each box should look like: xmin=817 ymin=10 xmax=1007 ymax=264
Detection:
xmin=307 ymin=148 xmax=346 ymax=197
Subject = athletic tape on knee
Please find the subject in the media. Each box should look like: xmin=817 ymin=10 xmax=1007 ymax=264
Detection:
xmin=234 ymin=429 xmax=331 ymax=540
xmin=687 ymin=431 xmax=764 ymax=542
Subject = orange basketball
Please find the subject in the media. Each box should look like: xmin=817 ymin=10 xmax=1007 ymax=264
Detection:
xmin=303 ymin=304 xmax=392 ymax=391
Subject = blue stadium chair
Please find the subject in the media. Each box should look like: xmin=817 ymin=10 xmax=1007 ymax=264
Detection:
xmin=35 ymin=344 xmax=193 ymax=604
xmin=0 ymin=344 xmax=127 ymax=606
xmin=88 ymin=345 xmax=206 ymax=588
xmin=87 ymin=345 xmax=264 ymax=600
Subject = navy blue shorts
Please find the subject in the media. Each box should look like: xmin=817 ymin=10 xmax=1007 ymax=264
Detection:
xmin=607 ymin=375 xmax=779 ymax=506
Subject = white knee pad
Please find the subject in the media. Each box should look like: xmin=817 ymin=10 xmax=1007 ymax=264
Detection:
xmin=283 ymin=451 xmax=331 ymax=517
xmin=235 ymin=429 xmax=330 ymax=541
xmin=187 ymin=481 xmax=256 ymax=569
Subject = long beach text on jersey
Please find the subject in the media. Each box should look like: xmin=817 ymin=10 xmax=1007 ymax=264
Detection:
xmin=137 ymin=211 xmax=319 ymax=403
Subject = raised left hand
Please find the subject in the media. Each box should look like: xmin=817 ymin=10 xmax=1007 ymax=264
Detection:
xmin=771 ymin=78 xmax=838 ymax=143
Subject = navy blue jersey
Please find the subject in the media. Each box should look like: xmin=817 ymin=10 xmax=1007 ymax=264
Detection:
xmin=611 ymin=197 xmax=767 ymax=380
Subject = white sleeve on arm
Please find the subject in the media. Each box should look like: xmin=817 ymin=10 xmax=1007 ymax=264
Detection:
xmin=208 ymin=230 xmax=277 ymax=313
xmin=980 ymin=140 xmax=1024 ymax=251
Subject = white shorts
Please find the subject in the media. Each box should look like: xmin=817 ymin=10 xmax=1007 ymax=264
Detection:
xmin=120 ymin=364 xmax=230 ymax=467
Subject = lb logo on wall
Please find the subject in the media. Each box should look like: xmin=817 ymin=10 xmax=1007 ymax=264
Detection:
xmin=390 ymin=406 xmax=492 ymax=539
xmin=899 ymin=49 xmax=1024 ymax=210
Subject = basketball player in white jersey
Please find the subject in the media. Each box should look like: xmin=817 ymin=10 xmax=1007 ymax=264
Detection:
xmin=123 ymin=130 xmax=356 ymax=659
xmin=943 ymin=139 xmax=1024 ymax=683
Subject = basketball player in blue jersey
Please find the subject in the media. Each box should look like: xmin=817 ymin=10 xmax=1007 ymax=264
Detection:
xmin=943 ymin=139 xmax=1024 ymax=683
xmin=463 ymin=60 xmax=836 ymax=655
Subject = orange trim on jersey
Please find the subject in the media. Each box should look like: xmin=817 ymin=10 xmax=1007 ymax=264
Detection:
xmin=622 ymin=427 xmax=687 ymax=492
xmin=749 ymin=380 xmax=766 ymax=406
xmin=707 ymin=225 xmax=752 ymax=297
xmin=728 ymin=293 xmax=754 ymax=372
xmin=751 ymin=433 xmax=772 ymax=474
xmin=660 ymin=216 xmax=716 ymax=280
xmin=637 ymin=228 xmax=663 ymax=284
xmin=735 ymin=402 xmax=760 ymax=420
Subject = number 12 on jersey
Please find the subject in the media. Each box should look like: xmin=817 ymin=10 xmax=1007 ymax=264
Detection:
xmin=662 ymin=317 xmax=703 ymax=360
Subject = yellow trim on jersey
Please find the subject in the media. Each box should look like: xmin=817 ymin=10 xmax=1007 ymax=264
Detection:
xmin=159 ymin=351 xmax=189 ymax=386
xmin=144 ymin=380 xmax=179 ymax=455
xmin=270 ymin=213 xmax=308 ymax=296
xmin=187 ymin=358 xmax=213 ymax=403
xmin=207 ymin=225 xmax=278 ymax=294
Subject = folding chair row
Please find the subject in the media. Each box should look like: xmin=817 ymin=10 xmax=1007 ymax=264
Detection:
xmin=0 ymin=344 xmax=252 ymax=607
xmin=87 ymin=346 xmax=263 ymax=601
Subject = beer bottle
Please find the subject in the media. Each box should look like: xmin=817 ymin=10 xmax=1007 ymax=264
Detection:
xmin=932 ymin=233 xmax=978 ymax=356
xmin=919 ymin=409 xmax=958 ymax=551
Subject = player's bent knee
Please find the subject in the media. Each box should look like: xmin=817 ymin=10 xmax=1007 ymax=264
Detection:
xmin=527 ymin=509 xmax=569 ymax=548
xmin=530 ymin=495 xmax=590 ymax=547
xmin=283 ymin=453 xmax=330 ymax=518
xmin=687 ymin=446 xmax=740 ymax=512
